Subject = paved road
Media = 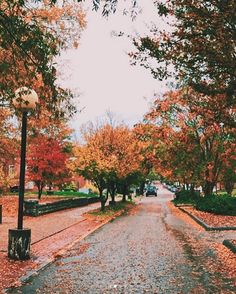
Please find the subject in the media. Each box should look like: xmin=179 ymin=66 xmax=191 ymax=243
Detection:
xmin=9 ymin=187 xmax=236 ymax=293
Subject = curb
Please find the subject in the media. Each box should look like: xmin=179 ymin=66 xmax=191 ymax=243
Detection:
xmin=223 ymin=239 xmax=236 ymax=254
xmin=174 ymin=203 xmax=195 ymax=207
xmin=179 ymin=207 xmax=236 ymax=231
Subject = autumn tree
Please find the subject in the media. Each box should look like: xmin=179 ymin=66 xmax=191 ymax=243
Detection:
xmin=25 ymin=109 xmax=74 ymax=199
xmin=75 ymin=123 xmax=142 ymax=210
xmin=143 ymin=88 xmax=236 ymax=196
xmin=27 ymin=135 xmax=72 ymax=199
xmin=133 ymin=123 xmax=159 ymax=194
xmin=0 ymin=109 xmax=18 ymax=191
xmin=0 ymin=0 xmax=86 ymax=116
xmin=133 ymin=0 xmax=236 ymax=105
xmin=105 ymin=126 xmax=142 ymax=202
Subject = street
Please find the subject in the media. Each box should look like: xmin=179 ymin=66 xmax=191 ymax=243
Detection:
xmin=9 ymin=187 xmax=236 ymax=293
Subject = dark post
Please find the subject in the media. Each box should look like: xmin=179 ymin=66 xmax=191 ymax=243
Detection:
xmin=8 ymin=111 xmax=31 ymax=260
xmin=17 ymin=111 xmax=27 ymax=230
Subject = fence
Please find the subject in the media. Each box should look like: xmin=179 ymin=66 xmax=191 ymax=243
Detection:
xmin=24 ymin=197 xmax=100 ymax=217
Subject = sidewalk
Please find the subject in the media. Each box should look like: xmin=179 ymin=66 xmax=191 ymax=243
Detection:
xmin=0 ymin=202 xmax=101 ymax=251
xmin=0 ymin=201 xmax=108 ymax=292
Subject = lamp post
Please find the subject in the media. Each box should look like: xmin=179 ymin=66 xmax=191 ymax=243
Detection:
xmin=8 ymin=87 xmax=38 ymax=260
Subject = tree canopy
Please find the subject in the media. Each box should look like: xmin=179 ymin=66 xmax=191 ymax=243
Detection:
xmin=141 ymin=88 xmax=236 ymax=195
xmin=132 ymin=0 xmax=236 ymax=104
xmin=0 ymin=0 xmax=85 ymax=116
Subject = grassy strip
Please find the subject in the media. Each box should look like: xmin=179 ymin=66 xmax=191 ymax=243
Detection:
xmin=88 ymin=200 xmax=136 ymax=217
xmin=31 ymin=191 xmax=98 ymax=198
xmin=172 ymin=198 xmax=196 ymax=206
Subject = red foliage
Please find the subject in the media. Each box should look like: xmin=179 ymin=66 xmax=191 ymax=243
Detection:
xmin=27 ymin=135 xmax=71 ymax=195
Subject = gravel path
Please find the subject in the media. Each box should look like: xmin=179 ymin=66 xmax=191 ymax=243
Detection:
xmin=9 ymin=187 xmax=236 ymax=294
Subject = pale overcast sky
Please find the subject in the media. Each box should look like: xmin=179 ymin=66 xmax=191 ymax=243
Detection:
xmin=58 ymin=0 xmax=168 ymax=137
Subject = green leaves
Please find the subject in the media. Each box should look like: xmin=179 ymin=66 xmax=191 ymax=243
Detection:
xmin=133 ymin=0 xmax=236 ymax=103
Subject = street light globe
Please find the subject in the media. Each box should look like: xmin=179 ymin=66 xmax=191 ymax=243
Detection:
xmin=13 ymin=87 xmax=38 ymax=110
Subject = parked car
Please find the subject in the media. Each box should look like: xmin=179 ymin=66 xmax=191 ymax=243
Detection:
xmin=10 ymin=186 xmax=19 ymax=193
xmin=170 ymin=186 xmax=178 ymax=193
xmin=146 ymin=186 xmax=157 ymax=197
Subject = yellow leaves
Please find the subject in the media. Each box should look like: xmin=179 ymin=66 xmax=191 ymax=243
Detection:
xmin=75 ymin=124 xmax=142 ymax=178
xmin=77 ymin=9 xmax=87 ymax=29
xmin=73 ymin=41 xmax=79 ymax=48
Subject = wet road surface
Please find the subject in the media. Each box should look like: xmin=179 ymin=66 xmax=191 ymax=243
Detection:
xmin=8 ymin=187 xmax=236 ymax=293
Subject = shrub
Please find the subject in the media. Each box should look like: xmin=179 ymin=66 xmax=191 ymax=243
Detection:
xmin=196 ymin=194 xmax=236 ymax=215
xmin=173 ymin=189 xmax=200 ymax=204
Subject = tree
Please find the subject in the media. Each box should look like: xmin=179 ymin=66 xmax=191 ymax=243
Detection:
xmin=143 ymin=88 xmax=236 ymax=196
xmin=0 ymin=0 xmax=85 ymax=116
xmin=133 ymin=0 xmax=236 ymax=105
xmin=133 ymin=123 xmax=160 ymax=194
xmin=117 ymin=171 xmax=141 ymax=202
xmin=223 ymin=167 xmax=236 ymax=195
xmin=0 ymin=108 xmax=18 ymax=191
xmin=78 ymin=0 xmax=141 ymax=18
xmin=75 ymin=123 xmax=142 ymax=210
xmin=27 ymin=135 xmax=71 ymax=199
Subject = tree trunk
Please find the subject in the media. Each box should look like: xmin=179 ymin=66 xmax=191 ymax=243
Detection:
xmin=110 ymin=191 xmax=115 ymax=203
xmin=190 ymin=184 xmax=195 ymax=194
xmin=224 ymin=180 xmax=234 ymax=195
xmin=36 ymin=182 xmax=43 ymax=200
xmin=122 ymin=184 xmax=128 ymax=202
xmin=139 ymin=181 xmax=145 ymax=195
xmin=203 ymin=181 xmax=215 ymax=196
xmin=109 ymin=181 xmax=116 ymax=204
xmin=98 ymin=188 xmax=106 ymax=211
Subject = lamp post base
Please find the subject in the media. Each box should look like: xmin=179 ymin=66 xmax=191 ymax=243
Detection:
xmin=8 ymin=228 xmax=31 ymax=260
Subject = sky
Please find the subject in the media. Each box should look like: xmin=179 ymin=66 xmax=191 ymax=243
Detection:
xmin=58 ymin=1 xmax=169 ymax=138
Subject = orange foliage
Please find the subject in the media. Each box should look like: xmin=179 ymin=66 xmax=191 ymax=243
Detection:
xmin=142 ymin=88 xmax=235 ymax=193
xmin=76 ymin=124 xmax=143 ymax=180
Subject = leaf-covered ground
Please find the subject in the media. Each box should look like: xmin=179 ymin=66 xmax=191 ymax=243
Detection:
xmin=1 ymin=194 xmax=235 ymax=292
xmin=0 ymin=197 xmax=135 ymax=292
xmin=8 ymin=196 xmax=236 ymax=293
xmin=170 ymin=202 xmax=236 ymax=283
xmin=173 ymin=206 xmax=236 ymax=264
xmin=185 ymin=207 xmax=236 ymax=227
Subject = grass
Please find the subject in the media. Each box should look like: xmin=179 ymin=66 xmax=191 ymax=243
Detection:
xmin=172 ymin=198 xmax=196 ymax=206
xmin=216 ymin=189 xmax=236 ymax=197
xmin=31 ymin=190 xmax=98 ymax=198
xmin=89 ymin=200 xmax=135 ymax=217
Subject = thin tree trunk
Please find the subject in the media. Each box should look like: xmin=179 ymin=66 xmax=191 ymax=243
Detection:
xmin=99 ymin=188 xmax=105 ymax=211
xmin=224 ymin=180 xmax=234 ymax=195
xmin=190 ymin=184 xmax=195 ymax=194
xmin=203 ymin=181 xmax=215 ymax=196
xmin=37 ymin=183 xmax=43 ymax=200
xmin=122 ymin=184 xmax=128 ymax=202
xmin=139 ymin=181 xmax=145 ymax=195
xmin=109 ymin=181 xmax=116 ymax=204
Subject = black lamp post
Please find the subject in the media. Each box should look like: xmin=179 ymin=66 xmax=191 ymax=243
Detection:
xmin=8 ymin=87 xmax=38 ymax=260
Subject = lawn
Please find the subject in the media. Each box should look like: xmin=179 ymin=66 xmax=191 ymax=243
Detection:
xmin=39 ymin=190 xmax=98 ymax=198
